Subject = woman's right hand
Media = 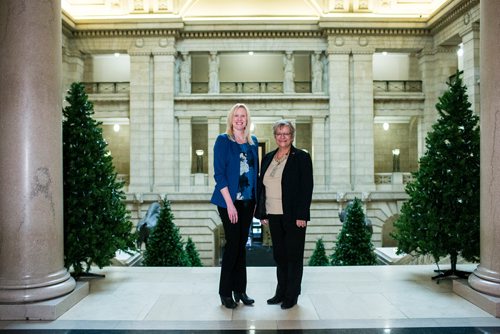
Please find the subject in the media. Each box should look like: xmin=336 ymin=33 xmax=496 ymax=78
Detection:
xmin=227 ymin=203 xmax=238 ymax=224
xmin=260 ymin=219 xmax=269 ymax=225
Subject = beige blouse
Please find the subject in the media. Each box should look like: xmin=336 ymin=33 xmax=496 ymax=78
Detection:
xmin=263 ymin=156 xmax=288 ymax=214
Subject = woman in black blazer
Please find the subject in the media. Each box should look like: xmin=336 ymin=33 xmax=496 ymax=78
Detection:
xmin=255 ymin=119 xmax=313 ymax=309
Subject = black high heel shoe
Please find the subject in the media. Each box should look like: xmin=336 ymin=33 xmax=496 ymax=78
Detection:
xmin=233 ymin=292 xmax=255 ymax=305
xmin=220 ymin=296 xmax=237 ymax=309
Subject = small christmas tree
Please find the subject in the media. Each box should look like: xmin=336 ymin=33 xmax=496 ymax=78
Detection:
xmin=143 ymin=196 xmax=189 ymax=266
xmin=331 ymin=198 xmax=376 ymax=266
xmin=185 ymin=237 xmax=203 ymax=267
xmin=391 ymin=72 xmax=480 ymax=279
xmin=308 ymin=238 xmax=330 ymax=266
xmin=63 ymin=82 xmax=135 ymax=277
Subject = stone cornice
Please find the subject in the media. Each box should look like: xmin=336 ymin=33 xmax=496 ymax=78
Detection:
xmin=324 ymin=27 xmax=430 ymax=36
xmin=72 ymin=29 xmax=180 ymax=38
xmin=179 ymin=30 xmax=323 ymax=39
xmin=427 ymin=0 xmax=479 ymax=34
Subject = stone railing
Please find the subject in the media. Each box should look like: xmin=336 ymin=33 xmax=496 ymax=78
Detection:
xmin=191 ymin=81 xmax=311 ymax=94
xmin=83 ymin=82 xmax=130 ymax=94
xmin=373 ymin=80 xmax=422 ymax=93
xmin=375 ymin=172 xmax=414 ymax=185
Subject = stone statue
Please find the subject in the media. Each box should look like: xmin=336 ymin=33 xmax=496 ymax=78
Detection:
xmin=311 ymin=52 xmax=323 ymax=93
xmin=208 ymin=52 xmax=220 ymax=93
xmin=339 ymin=201 xmax=373 ymax=235
xmin=136 ymin=202 xmax=161 ymax=249
xmin=179 ymin=52 xmax=191 ymax=94
xmin=283 ymin=52 xmax=295 ymax=93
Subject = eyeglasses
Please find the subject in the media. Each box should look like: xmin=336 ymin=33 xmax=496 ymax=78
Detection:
xmin=275 ymin=132 xmax=292 ymax=137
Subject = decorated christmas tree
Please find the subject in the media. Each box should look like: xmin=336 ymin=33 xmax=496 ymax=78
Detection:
xmin=331 ymin=198 xmax=376 ymax=265
xmin=143 ymin=196 xmax=189 ymax=266
xmin=63 ymin=82 xmax=135 ymax=277
xmin=308 ymin=238 xmax=330 ymax=266
xmin=392 ymin=72 xmax=480 ymax=279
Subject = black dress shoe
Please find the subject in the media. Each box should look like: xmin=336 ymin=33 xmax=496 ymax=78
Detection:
xmin=233 ymin=292 xmax=255 ymax=305
xmin=280 ymin=297 xmax=297 ymax=310
xmin=266 ymin=294 xmax=284 ymax=305
xmin=220 ymin=296 xmax=237 ymax=309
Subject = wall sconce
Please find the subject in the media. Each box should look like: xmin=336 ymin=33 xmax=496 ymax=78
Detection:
xmin=195 ymin=149 xmax=204 ymax=173
xmin=392 ymin=148 xmax=400 ymax=172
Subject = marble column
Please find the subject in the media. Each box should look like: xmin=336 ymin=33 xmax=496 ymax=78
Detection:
xmin=283 ymin=51 xmax=295 ymax=94
xmin=128 ymin=52 xmax=153 ymax=193
xmin=327 ymin=51 xmax=351 ymax=191
xmin=468 ymin=0 xmax=500 ymax=299
xmin=312 ymin=116 xmax=327 ymax=191
xmin=351 ymin=51 xmax=375 ymax=191
xmin=460 ymin=23 xmax=480 ymax=115
xmin=0 ymin=0 xmax=75 ymax=302
xmin=153 ymin=51 xmax=176 ymax=192
xmin=178 ymin=116 xmax=192 ymax=189
xmin=207 ymin=116 xmax=221 ymax=189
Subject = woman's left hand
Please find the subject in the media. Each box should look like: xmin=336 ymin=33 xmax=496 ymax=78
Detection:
xmin=296 ymin=220 xmax=307 ymax=228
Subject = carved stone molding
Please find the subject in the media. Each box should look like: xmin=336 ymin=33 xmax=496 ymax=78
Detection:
xmin=324 ymin=28 xmax=430 ymax=36
xmin=179 ymin=31 xmax=322 ymax=39
xmin=73 ymin=29 xmax=179 ymax=38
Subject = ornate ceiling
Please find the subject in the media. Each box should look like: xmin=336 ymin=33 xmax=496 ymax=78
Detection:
xmin=62 ymin=0 xmax=451 ymax=22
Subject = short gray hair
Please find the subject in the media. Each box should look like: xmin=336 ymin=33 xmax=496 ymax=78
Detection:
xmin=272 ymin=119 xmax=295 ymax=138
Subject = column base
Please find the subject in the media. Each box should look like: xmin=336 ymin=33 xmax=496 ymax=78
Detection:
xmin=454 ymin=279 xmax=500 ymax=317
xmin=0 ymin=281 xmax=88 ymax=320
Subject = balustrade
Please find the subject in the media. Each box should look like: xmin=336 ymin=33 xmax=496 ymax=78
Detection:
xmin=373 ymin=80 xmax=422 ymax=93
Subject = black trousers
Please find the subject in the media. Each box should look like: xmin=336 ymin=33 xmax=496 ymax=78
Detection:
xmin=268 ymin=214 xmax=307 ymax=300
xmin=217 ymin=200 xmax=254 ymax=297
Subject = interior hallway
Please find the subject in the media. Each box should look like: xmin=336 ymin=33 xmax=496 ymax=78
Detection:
xmin=1 ymin=265 xmax=500 ymax=331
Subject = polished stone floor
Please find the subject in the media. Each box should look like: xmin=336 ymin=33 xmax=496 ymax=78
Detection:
xmin=1 ymin=265 xmax=500 ymax=332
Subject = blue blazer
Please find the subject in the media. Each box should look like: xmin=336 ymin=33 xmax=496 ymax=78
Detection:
xmin=210 ymin=134 xmax=259 ymax=208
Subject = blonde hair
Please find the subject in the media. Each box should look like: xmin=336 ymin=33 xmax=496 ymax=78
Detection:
xmin=226 ymin=103 xmax=255 ymax=145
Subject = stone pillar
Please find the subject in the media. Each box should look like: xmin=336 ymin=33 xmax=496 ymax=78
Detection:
xmin=208 ymin=51 xmax=220 ymax=94
xmin=351 ymin=51 xmax=375 ymax=191
xmin=0 ymin=0 xmax=75 ymax=303
xmin=312 ymin=116 xmax=327 ymax=191
xmin=311 ymin=51 xmax=324 ymax=94
xmin=468 ymin=0 xmax=500 ymax=299
xmin=153 ymin=51 xmax=176 ymax=192
xmin=178 ymin=116 xmax=192 ymax=190
xmin=207 ymin=116 xmax=221 ymax=189
xmin=327 ymin=51 xmax=351 ymax=191
xmin=180 ymin=52 xmax=191 ymax=94
xmin=460 ymin=23 xmax=480 ymax=115
xmin=418 ymin=47 xmax=457 ymax=142
xmin=128 ymin=52 xmax=153 ymax=193
xmin=283 ymin=51 xmax=295 ymax=93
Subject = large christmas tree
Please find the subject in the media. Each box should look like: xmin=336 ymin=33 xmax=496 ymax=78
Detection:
xmin=392 ymin=72 xmax=480 ymax=279
xmin=143 ymin=196 xmax=190 ymax=266
xmin=63 ymin=82 xmax=135 ymax=277
xmin=331 ymin=198 xmax=376 ymax=265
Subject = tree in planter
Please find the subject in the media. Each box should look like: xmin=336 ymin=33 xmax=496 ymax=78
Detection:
xmin=143 ymin=196 xmax=190 ymax=266
xmin=63 ymin=82 xmax=135 ymax=277
xmin=391 ymin=72 xmax=480 ymax=280
xmin=331 ymin=198 xmax=376 ymax=266
xmin=308 ymin=238 xmax=330 ymax=266
xmin=185 ymin=237 xmax=203 ymax=267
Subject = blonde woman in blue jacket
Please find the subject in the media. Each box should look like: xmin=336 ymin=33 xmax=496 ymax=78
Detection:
xmin=211 ymin=103 xmax=259 ymax=309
